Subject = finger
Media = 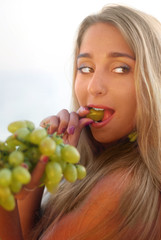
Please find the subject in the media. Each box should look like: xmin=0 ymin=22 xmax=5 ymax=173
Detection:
xmin=40 ymin=115 xmax=60 ymax=134
xmin=40 ymin=116 xmax=51 ymax=128
xmin=64 ymin=118 xmax=94 ymax=146
xmin=73 ymin=118 xmax=94 ymax=143
xmin=57 ymin=109 xmax=70 ymax=134
xmin=47 ymin=117 xmax=59 ymax=134
xmin=77 ymin=117 xmax=94 ymax=134
xmin=28 ymin=155 xmax=48 ymax=187
xmin=77 ymin=106 xmax=90 ymax=118
xmin=66 ymin=112 xmax=79 ymax=135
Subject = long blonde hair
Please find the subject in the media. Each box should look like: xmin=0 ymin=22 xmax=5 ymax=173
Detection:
xmin=32 ymin=5 xmax=161 ymax=240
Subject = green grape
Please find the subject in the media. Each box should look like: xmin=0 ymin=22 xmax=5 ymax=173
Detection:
xmin=0 ymin=186 xmax=11 ymax=199
xmin=6 ymin=137 xmax=21 ymax=151
xmin=3 ymin=162 xmax=11 ymax=169
xmin=0 ymin=160 xmax=4 ymax=169
xmin=12 ymin=166 xmax=31 ymax=184
xmin=14 ymin=127 xmax=30 ymax=142
xmin=8 ymin=120 xmax=27 ymax=133
xmin=52 ymin=132 xmax=64 ymax=145
xmin=44 ymin=178 xmax=59 ymax=193
xmin=61 ymin=145 xmax=80 ymax=164
xmin=76 ymin=165 xmax=87 ymax=180
xmin=0 ymin=169 xmax=12 ymax=187
xmin=4 ymin=144 xmax=15 ymax=152
xmin=25 ymin=147 xmax=41 ymax=163
xmin=63 ymin=163 xmax=77 ymax=183
xmin=45 ymin=162 xmax=62 ymax=183
xmin=16 ymin=142 xmax=28 ymax=151
xmin=0 ymin=154 xmax=8 ymax=167
xmin=49 ymin=145 xmax=61 ymax=162
xmin=8 ymin=150 xmax=24 ymax=166
xmin=25 ymin=120 xmax=35 ymax=131
xmin=86 ymin=108 xmax=104 ymax=121
xmin=5 ymin=135 xmax=16 ymax=144
xmin=0 ymin=151 xmax=3 ymax=158
xmin=0 ymin=141 xmax=8 ymax=151
xmin=10 ymin=179 xmax=22 ymax=193
xmin=39 ymin=137 xmax=56 ymax=156
xmin=30 ymin=128 xmax=47 ymax=145
xmin=0 ymin=119 xmax=87 ymax=211
xmin=0 ymin=194 xmax=15 ymax=211
xmin=6 ymin=136 xmax=28 ymax=151
xmin=58 ymin=159 xmax=67 ymax=172
xmin=0 ymin=141 xmax=5 ymax=151
xmin=24 ymin=147 xmax=41 ymax=172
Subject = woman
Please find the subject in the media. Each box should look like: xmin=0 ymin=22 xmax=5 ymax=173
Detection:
xmin=0 ymin=4 xmax=161 ymax=240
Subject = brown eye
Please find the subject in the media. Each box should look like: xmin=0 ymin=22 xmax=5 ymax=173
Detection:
xmin=113 ymin=65 xmax=130 ymax=73
xmin=77 ymin=66 xmax=94 ymax=73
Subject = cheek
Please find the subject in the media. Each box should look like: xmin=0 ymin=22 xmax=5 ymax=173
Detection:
xmin=112 ymin=82 xmax=137 ymax=131
xmin=120 ymin=81 xmax=136 ymax=109
xmin=119 ymin=89 xmax=137 ymax=128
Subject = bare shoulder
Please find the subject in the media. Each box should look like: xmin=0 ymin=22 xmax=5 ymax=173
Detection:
xmin=83 ymin=169 xmax=130 ymax=213
xmin=90 ymin=170 xmax=130 ymax=198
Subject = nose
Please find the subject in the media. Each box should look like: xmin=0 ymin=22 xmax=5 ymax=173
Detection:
xmin=87 ymin=70 xmax=107 ymax=96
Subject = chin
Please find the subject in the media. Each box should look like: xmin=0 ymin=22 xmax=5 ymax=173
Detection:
xmin=92 ymin=132 xmax=129 ymax=145
xmin=92 ymin=135 xmax=117 ymax=144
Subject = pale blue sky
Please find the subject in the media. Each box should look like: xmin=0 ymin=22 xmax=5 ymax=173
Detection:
xmin=0 ymin=0 xmax=161 ymax=140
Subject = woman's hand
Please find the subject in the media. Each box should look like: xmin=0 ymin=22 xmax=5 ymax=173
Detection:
xmin=15 ymin=155 xmax=48 ymax=200
xmin=40 ymin=107 xmax=93 ymax=147
xmin=14 ymin=107 xmax=93 ymax=199
xmin=15 ymin=107 xmax=92 ymax=200
xmin=0 ymin=158 xmax=49 ymax=239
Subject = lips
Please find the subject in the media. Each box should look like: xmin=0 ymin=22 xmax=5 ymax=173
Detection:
xmin=102 ymin=108 xmax=115 ymax=121
xmin=87 ymin=105 xmax=115 ymax=127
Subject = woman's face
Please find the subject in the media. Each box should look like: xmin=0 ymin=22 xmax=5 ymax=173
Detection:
xmin=75 ymin=23 xmax=136 ymax=143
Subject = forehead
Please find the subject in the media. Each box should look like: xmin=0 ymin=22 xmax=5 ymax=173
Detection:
xmin=79 ymin=23 xmax=133 ymax=56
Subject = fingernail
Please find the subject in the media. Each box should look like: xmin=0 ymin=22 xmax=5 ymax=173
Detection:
xmin=68 ymin=126 xmax=75 ymax=135
xmin=77 ymin=106 xmax=89 ymax=114
xmin=47 ymin=126 xmax=51 ymax=134
xmin=80 ymin=106 xmax=89 ymax=111
xmin=60 ymin=128 xmax=66 ymax=134
xmin=40 ymin=155 xmax=49 ymax=163
xmin=21 ymin=163 xmax=29 ymax=169
xmin=85 ymin=120 xmax=94 ymax=126
xmin=40 ymin=121 xmax=47 ymax=127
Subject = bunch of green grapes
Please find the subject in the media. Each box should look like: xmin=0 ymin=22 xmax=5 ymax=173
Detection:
xmin=0 ymin=120 xmax=86 ymax=211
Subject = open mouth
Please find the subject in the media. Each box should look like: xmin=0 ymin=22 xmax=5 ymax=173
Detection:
xmin=86 ymin=107 xmax=115 ymax=123
xmin=86 ymin=107 xmax=104 ymax=122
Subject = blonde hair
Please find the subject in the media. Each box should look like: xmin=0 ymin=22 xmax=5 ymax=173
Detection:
xmin=32 ymin=5 xmax=161 ymax=240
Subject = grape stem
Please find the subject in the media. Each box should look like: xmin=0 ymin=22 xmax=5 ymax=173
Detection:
xmin=45 ymin=124 xmax=50 ymax=131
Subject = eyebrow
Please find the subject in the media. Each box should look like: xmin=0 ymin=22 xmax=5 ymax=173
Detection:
xmin=77 ymin=53 xmax=92 ymax=59
xmin=109 ymin=52 xmax=135 ymax=60
xmin=77 ymin=52 xmax=135 ymax=61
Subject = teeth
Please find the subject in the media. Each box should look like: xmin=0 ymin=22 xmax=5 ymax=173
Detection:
xmin=92 ymin=108 xmax=104 ymax=111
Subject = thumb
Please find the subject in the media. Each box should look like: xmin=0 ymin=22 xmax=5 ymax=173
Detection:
xmin=29 ymin=155 xmax=49 ymax=187
xmin=16 ymin=156 xmax=48 ymax=199
xmin=79 ymin=118 xmax=94 ymax=131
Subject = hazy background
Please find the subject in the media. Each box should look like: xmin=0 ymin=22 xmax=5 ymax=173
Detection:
xmin=0 ymin=0 xmax=161 ymax=140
